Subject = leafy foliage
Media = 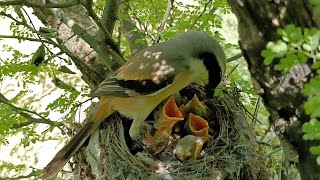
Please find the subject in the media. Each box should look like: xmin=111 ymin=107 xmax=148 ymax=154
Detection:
xmin=262 ymin=24 xmax=320 ymax=165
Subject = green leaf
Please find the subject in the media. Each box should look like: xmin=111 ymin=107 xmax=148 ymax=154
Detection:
xmin=39 ymin=27 xmax=59 ymax=38
xmin=283 ymin=24 xmax=304 ymax=47
xmin=52 ymin=76 xmax=78 ymax=92
xmin=277 ymin=53 xmax=297 ymax=71
xmin=312 ymin=61 xmax=320 ymax=69
xmin=303 ymin=28 xmax=320 ymax=51
xmin=31 ymin=44 xmax=46 ymax=67
xmin=302 ymin=119 xmax=320 ymax=140
xmin=311 ymin=0 xmax=320 ymax=5
xmin=301 ymin=75 xmax=320 ymax=96
xmin=261 ymin=49 xmax=275 ymax=65
xmin=58 ymin=65 xmax=76 ymax=74
xmin=302 ymin=43 xmax=312 ymax=51
xmin=304 ymin=97 xmax=320 ymax=118
xmin=269 ymin=40 xmax=288 ymax=58
xmin=13 ymin=6 xmax=25 ymax=21
xmin=297 ymin=52 xmax=308 ymax=63
xmin=310 ymin=146 xmax=320 ymax=155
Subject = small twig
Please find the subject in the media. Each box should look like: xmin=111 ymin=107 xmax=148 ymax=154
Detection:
xmin=0 ymin=0 xmax=80 ymax=8
xmin=122 ymin=1 xmax=151 ymax=40
xmin=154 ymin=0 xmax=174 ymax=43
xmin=243 ymin=107 xmax=262 ymax=124
xmin=227 ymin=53 xmax=243 ymax=62
xmin=226 ymin=63 xmax=239 ymax=78
xmin=0 ymin=167 xmax=41 ymax=180
xmin=0 ymin=35 xmax=50 ymax=44
xmin=0 ymin=93 xmax=65 ymax=133
xmin=264 ymin=148 xmax=282 ymax=158
xmin=76 ymin=97 xmax=94 ymax=107
xmin=252 ymin=96 xmax=260 ymax=124
xmin=0 ymin=12 xmax=37 ymax=33
xmin=81 ymin=0 xmax=122 ymax=56
xmin=258 ymin=141 xmax=281 ymax=148
xmin=190 ymin=0 xmax=213 ymax=29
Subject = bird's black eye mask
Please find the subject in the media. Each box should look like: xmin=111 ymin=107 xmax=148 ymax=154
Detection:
xmin=199 ymin=52 xmax=222 ymax=96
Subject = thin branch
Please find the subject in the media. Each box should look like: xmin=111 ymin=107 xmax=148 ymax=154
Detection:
xmin=244 ymin=107 xmax=262 ymax=124
xmin=0 ymin=167 xmax=41 ymax=180
xmin=0 ymin=0 xmax=80 ymax=8
xmin=21 ymin=6 xmax=42 ymax=40
xmin=121 ymin=19 xmax=148 ymax=55
xmin=190 ymin=0 xmax=213 ymax=29
xmin=53 ymin=41 xmax=105 ymax=86
xmin=81 ymin=0 xmax=122 ymax=56
xmin=0 ymin=93 xmax=64 ymax=131
xmin=226 ymin=63 xmax=239 ymax=78
xmin=0 ymin=12 xmax=37 ymax=33
xmin=265 ymin=148 xmax=282 ymax=158
xmin=258 ymin=141 xmax=281 ymax=148
xmin=252 ymin=96 xmax=260 ymax=124
xmin=101 ymin=0 xmax=119 ymax=34
xmin=227 ymin=53 xmax=243 ymax=62
xmin=155 ymin=0 xmax=174 ymax=43
xmin=0 ymin=35 xmax=52 ymax=44
xmin=1 ymin=11 xmax=104 ymax=86
xmin=121 ymin=1 xmax=153 ymax=41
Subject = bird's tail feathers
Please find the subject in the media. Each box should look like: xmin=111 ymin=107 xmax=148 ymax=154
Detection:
xmin=43 ymin=118 xmax=100 ymax=179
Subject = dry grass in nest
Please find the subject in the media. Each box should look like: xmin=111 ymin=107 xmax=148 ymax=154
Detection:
xmin=74 ymin=87 xmax=270 ymax=180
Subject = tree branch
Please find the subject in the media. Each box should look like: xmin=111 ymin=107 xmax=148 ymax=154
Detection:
xmin=0 ymin=93 xmax=64 ymax=130
xmin=53 ymin=41 xmax=105 ymax=86
xmin=121 ymin=19 xmax=148 ymax=55
xmin=0 ymin=167 xmax=41 ymax=180
xmin=0 ymin=11 xmax=104 ymax=86
xmin=0 ymin=0 xmax=80 ymax=8
xmin=0 ymin=35 xmax=52 ymax=44
xmin=120 ymin=1 xmax=148 ymax=55
xmin=121 ymin=1 xmax=154 ymax=42
xmin=101 ymin=0 xmax=119 ymax=34
xmin=155 ymin=0 xmax=174 ymax=42
xmin=81 ymin=0 xmax=122 ymax=56
xmin=190 ymin=0 xmax=213 ymax=29
xmin=0 ymin=12 xmax=37 ymax=34
xmin=226 ymin=53 xmax=243 ymax=62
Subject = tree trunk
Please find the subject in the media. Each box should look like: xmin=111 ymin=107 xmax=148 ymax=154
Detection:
xmin=228 ymin=0 xmax=320 ymax=179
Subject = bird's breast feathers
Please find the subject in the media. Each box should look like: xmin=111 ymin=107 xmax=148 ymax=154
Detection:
xmin=188 ymin=58 xmax=209 ymax=85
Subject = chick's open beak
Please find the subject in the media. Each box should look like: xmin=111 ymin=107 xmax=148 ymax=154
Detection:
xmin=185 ymin=113 xmax=209 ymax=137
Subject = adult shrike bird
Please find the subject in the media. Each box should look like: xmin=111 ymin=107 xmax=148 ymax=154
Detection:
xmin=43 ymin=30 xmax=226 ymax=178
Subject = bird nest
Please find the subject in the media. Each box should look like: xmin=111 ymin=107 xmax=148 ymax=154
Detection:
xmin=73 ymin=86 xmax=270 ymax=180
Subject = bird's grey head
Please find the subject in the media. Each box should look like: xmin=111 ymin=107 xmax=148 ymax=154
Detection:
xmin=176 ymin=31 xmax=226 ymax=96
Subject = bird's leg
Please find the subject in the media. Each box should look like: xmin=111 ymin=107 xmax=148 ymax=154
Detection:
xmin=129 ymin=116 xmax=147 ymax=142
xmin=129 ymin=115 xmax=158 ymax=158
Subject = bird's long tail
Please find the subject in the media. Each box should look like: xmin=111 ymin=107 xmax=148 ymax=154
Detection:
xmin=43 ymin=98 xmax=112 ymax=179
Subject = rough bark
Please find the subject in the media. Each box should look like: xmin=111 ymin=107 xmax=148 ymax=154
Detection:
xmin=228 ymin=0 xmax=320 ymax=179
xmin=27 ymin=0 xmax=125 ymax=86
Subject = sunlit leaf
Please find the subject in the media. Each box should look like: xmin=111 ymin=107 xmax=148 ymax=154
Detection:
xmin=303 ymin=119 xmax=320 ymax=140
